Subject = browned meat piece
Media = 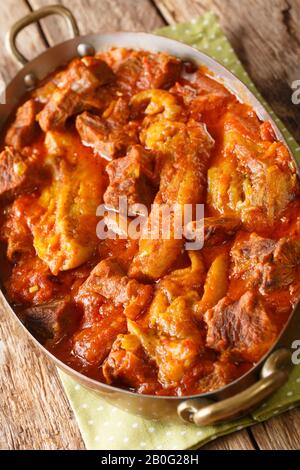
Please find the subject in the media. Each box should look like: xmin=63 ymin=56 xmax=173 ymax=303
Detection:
xmin=38 ymin=89 xmax=85 ymax=132
xmin=261 ymin=237 xmax=300 ymax=290
xmin=37 ymin=57 xmax=115 ymax=132
xmin=76 ymin=109 xmax=138 ymax=160
xmin=5 ymin=99 xmax=38 ymax=150
xmin=102 ymin=334 xmax=159 ymax=392
xmin=104 ymin=145 xmax=156 ymax=213
xmin=5 ymin=255 xmax=66 ymax=307
xmin=76 ymin=111 xmax=117 ymax=158
xmin=170 ymin=73 xmax=232 ymax=122
xmin=231 ymin=233 xmax=276 ymax=284
xmin=204 ymin=291 xmax=277 ymax=362
xmin=102 ymin=95 xmax=131 ymax=124
xmin=185 ymin=217 xmax=241 ymax=247
xmin=0 ymin=147 xmax=46 ymax=201
xmin=76 ymin=98 xmax=138 ymax=158
xmin=274 ymin=237 xmax=300 ymax=264
xmin=197 ymin=362 xmax=240 ymax=394
xmin=72 ymin=306 xmax=127 ymax=366
xmin=137 ymin=52 xmax=182 ymax=90
xmin=0 ymin=196 xmax=35 ymax=260
xmin=203 ymin=217 xmax=241 ymax=246
xmin=76 ymin=258 xmax=153 ymax=319
xmin=21 ymin=297 xmax=76 ymax=342
xmin=231 ymin=233 xmax=300 ymax=292
xmin=56 ymin=57 xmax=114 ymax=94
xmin=178 ymin=360 xmax=240 ymax=395
xmin=114 ymin=50 xmax=182 ymax=92
xmin=34 ymin=57 xmax=114 ymax=104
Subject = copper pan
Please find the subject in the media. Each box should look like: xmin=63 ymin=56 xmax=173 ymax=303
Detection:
xmin=1 ymin=4 xmax=299 ymax=426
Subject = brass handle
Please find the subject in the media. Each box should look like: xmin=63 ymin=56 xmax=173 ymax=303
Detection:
xmin=178 ymin=349 xmax=292 ymax=426
xmin=6 ymin=5 xmax=80 ymax=65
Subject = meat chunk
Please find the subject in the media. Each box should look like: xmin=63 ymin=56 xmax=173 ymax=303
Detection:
xmin=5 ymin=99 xmax=38 ymax=150
xmin=136 ymin=51 xmax=182 ymax=90
xmin=38 ymin=89 xmax=84 ymax=132
xmin=72 ymin=306 xmax=127 ymax=366
xmin=231 ymin=234 xmax=275 ymax=280
xmin=204 ymin=291 xmax=277 ymax=362
xmin=170 ymin=73 xmax=232 ymax=122
xmin=77 ymin=258 xmax=153 ymax=319
xmin=112 ymin=49 xmax=182 ymax=92
xmin=262 ymin=237 xmax=300 ymax=290
xmin=103 ymin=333 xmax=159 ymax=392
xmin=76 ymin=111 xmax=125 ymax=159
xmin=76 ymin=104 xmax=138 ymax=160
xmin=0 ymin=147 xmax=45 ymax=201
xmin=34 ymin=57 xmax=114 ymax=104
xmin=203 ymin=217 xmax=241 ymax=246
xmin=104 ymin=145 xmax=156 ymax=213
xmin=37 ymin=57 xmax=115 ymax=132
xmin=21 ymin=298 xmax=76 ymax=342
xmin=56 ymin=57 xmax=114 ymax=94
xmin=5 ymin=255 xmax=62 ymax=306
xmin=185 ymin=217 xmax=241 ymax=247
xmin=231 ymin=233 xmax=300 ymax=292
xmin=178 ymin=361 xmax=240 ymax=395
xmin=0 ymin=196 xmax=37 ymax=260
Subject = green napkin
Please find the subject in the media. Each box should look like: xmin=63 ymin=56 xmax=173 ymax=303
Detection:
xmin=58 ymin=12 xmax=300 ymax=450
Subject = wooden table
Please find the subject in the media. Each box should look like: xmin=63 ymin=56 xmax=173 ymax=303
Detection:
xmin=1 ymin=0 xmax=300 ymax=451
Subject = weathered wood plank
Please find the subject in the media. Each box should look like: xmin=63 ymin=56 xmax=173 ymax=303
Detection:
xmin=153 ymin=0 xmax=300 ymax=142
xmin=0 ymin=0 xmax=48 ymax=83
xmin=203 ymin=430 xmax=255 ymax=450
xmin=250 ymin=408 xmax=300 ymax=450
xmin=28 ymin=0 xmax=165 ymax=46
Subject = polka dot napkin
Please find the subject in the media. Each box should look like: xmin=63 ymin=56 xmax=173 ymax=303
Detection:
xmin=58 ymin=12 xmax=300 ymax=450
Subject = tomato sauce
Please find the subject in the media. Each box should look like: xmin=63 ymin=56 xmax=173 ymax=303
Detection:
xmin=0 ymin=48 xmax=299 ymax=396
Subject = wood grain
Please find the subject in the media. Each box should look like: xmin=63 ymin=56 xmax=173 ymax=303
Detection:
xmin=28 ymin=0 xmax=165 ymax=46
xmin=0 ymin=0 xmax=47 ymax=83
xmin=203 ymin=430 xmax=255 ymax=450
xmin=153 ymin=0 xmax=300 ymax=142
xmin=250 ymin=408 xmax=300 ymax=450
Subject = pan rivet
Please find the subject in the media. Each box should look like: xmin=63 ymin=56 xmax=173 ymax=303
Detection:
xmin=24 ymin=73 xmax=37 ymax=89
xmin=77 ymin=43 xmax=95 ymax=57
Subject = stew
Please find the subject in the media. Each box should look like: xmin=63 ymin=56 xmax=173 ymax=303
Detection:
xmin=0 ymin=48 xmax=299 ymax=396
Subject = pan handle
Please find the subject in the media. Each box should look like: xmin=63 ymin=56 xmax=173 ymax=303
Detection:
xmin=178 ymin=348 xmax=292 ymax=426
xmin=6 ymin=5 xmax=80 ymax=66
